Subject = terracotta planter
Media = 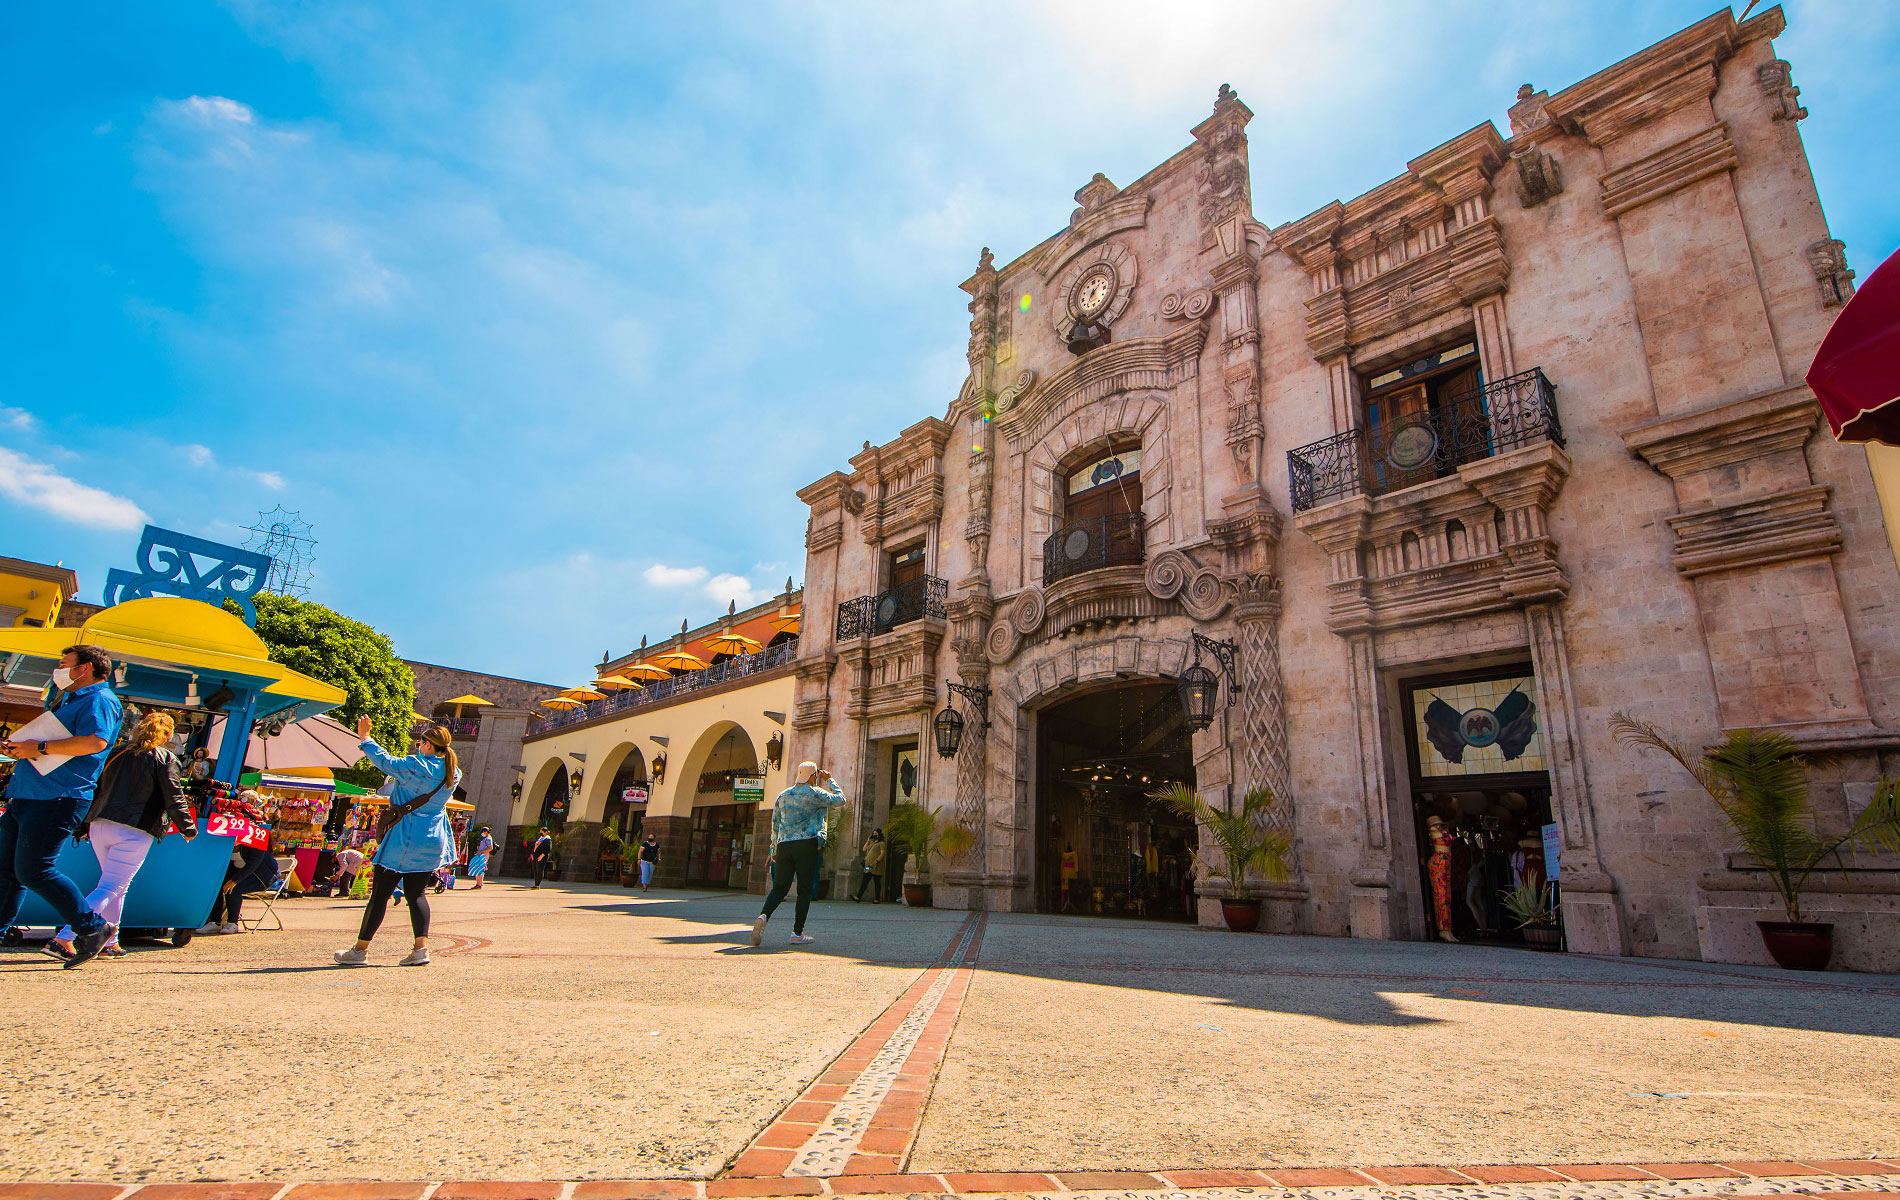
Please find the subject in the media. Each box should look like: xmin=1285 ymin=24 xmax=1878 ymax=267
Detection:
xmin=1219 ymin=898 xmax=1261 ymax=932
xmin=1757 ymin=919 xmax=1833 ymax=971
xmin=903 ymin=882 xmax=933 ymax=908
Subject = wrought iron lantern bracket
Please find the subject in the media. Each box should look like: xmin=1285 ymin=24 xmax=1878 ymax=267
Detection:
xmin=1190 ymin=631 xmax=1240 ymax=693
xmin=946 ymin=682 xmax=992 ymax=730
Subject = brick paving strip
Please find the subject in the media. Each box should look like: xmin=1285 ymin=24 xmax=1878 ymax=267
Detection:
xmin=2 ymin=1161 xmax=1895 ymax=1200
xmin=726 ymin=912 xmax=989 ymax=1179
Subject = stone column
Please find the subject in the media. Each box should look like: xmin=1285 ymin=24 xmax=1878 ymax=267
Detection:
xmin=644 ymin=814 xmax=693 ymax=890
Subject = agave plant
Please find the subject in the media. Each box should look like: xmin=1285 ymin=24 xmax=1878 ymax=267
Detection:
xmin=1148 ymin=782 xmax=1292 ymax=899
xmin=1612 ymin=713 xmax=1900 ymax=922
xmin=885 ymin=801 xmax=978 ymax=883
xmin=1498 ymin=880 xmax=1557 ymax=928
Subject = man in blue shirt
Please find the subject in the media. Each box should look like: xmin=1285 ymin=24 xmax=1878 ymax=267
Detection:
xmin=0 ymin=644 xmax=125 ymax=968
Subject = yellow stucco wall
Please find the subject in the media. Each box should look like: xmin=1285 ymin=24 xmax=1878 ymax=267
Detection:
xmin=0 ymin=558 xmax=76 ymax=628
xmin=1869 ymin=443 xmax=1900 ymax=572
xmin=512 ymin=671 xmax=797 ymax=827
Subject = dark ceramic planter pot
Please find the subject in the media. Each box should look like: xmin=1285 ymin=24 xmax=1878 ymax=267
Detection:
xmin=1220 ymin=898 xmax=1261 ymax=933
xmin=1521 ymin=924 xmax=1562 ymax=949
xmin=1757 ymin=919 xmax=1833 ymax=971
xmin=903 ymin=882 xmax=933 ymax=908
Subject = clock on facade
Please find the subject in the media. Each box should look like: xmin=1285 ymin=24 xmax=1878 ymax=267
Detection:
xmin=1074 ymin=268 xmax=1115 ymax=319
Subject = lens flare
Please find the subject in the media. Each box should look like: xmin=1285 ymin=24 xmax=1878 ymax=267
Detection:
xmin=1019 ymin=293 xmax=1032 ymax=312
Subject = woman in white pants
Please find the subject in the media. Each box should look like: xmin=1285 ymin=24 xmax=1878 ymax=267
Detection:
xmin=47 ymin=712 xmax=197 ymax=960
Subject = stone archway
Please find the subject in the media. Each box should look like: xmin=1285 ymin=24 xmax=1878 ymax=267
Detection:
xmin=1022 ymin=393 xmax=1174 ymax=586
xmin=654 ymin=721 xmax=766 ymax=889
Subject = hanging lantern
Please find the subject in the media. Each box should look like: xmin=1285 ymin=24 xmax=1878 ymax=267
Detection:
xmin=1176 ymin=660 xmax=1221 ymax=733
xmin=764 ymin=730 xmax=784 ymax=770
xmin=652 ymin=753 xmax=667 ymax=784
xmin=934 ymin=703 xmax=966 ymax=759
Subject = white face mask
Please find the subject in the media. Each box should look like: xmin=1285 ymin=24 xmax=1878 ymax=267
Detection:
xmin=51 ymin=667 xmax=74 ymax=691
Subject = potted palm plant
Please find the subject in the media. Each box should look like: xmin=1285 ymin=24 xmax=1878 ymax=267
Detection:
xmin=1613 ymin=714 xmax=1900 ymax=970
xmin=1149 ymin=782 xmax=1293 ymax=932
xmin=885 ymin=801 xmax=977 ymax=908
xmin=1498 ymin=881 xmax=1561 ymax=948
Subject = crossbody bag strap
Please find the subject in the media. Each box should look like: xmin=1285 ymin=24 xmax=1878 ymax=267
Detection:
xmin=382 ymin=771 xmax=448 ymax=828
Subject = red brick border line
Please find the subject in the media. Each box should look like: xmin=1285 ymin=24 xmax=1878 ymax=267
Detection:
xmin=727 ymin=913 xmax=987 ymax=1179
xmin=4 ymin=1160 xmax=1897 ymax=1200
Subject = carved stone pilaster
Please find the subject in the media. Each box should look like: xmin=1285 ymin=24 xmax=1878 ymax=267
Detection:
xmin=1190 ymin=84 xmax=1253 ymax=256
xmin=945 ymin=595 xmax=996 ymax=842
xmin=1233 ymin=573 xmax=1294 ymax=861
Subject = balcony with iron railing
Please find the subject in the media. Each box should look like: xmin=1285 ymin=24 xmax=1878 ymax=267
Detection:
xmin=1287 ymin=368 xmax=1563 ymax=514
xmin=528 ymin=638 xmax=799 ymax=735
xmin=835 ymin=575 xmax=948 ymax=640
xmin=434 ymin=716 xmax=480 ymax=741
xmin=1042 ymin=512 xmax=1145 ymax=585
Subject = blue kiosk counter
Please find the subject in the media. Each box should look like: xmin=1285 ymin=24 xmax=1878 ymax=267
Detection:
xmin=0 ymin=597 xmax=345 ymax=942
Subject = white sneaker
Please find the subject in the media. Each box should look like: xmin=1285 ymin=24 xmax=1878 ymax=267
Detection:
xmin=750 ymin=915 xmax=767 ymax=947
xmin=790 ymin=933 xmax=815 ymax=945
xmin=198 ymin=923 xmax=223 ymax=935
xmin=220 ymin=923 xmax=240 ymax=935
xmin=399 ymin=946 xmax=431 ymax=967
xmin=332 ymin=947 xmax=367 ymax=966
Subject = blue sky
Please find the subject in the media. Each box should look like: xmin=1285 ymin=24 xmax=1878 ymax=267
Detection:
xmin=4 ymin=2 xmax=1896 ymax=683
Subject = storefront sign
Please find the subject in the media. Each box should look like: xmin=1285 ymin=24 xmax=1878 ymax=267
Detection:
xmin=621 ymin=786 xmax=648 ymax=804
xmin=206 ymin=812 xmax=271 ymax=850
xmin=1542 ymin=822 xmax=1561 ymax=880
xmin=1413 ymin=674 xmax=1546 ymax=778
xmin=733 ymin=776 xmax=765 ymax=804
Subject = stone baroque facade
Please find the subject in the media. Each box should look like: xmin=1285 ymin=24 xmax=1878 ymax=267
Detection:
xmin=789 ymin=8 xmax=1900 ymax=968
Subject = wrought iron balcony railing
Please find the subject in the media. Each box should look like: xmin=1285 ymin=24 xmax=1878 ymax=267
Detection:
xmin=529 ymin=639 xmax=798 ymax=735
xmin=835 ymin=575 xmax=949 ymax=640
xmin=435 ymin=716 xmax=480 ymax=741
xmin=1042 ymin=512 xmax=1145 ymax=585
xmin=1287 ymin=368 xmax=1563 ymax=514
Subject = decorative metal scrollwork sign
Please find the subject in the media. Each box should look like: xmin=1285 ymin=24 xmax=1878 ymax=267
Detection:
xmin=102 ymin=525 xmax=273 ymax=626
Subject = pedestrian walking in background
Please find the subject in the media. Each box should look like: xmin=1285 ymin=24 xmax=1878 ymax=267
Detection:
xmin=638 ymin=832 xmax=659 ymax=890
xmin=332 ymin=720 xmax=460 ymax=967
xmin=527 ymin=828 xmax=553 ymax=888
xmin=466 ymin=826 xmax=493 ymax=889
xmin=47 ymin=711 xmax=197 ymax=960
xmin=0 ymin=644 xmax=125 ymax=969
xmin=751 ymin=761 xmax=847 ymax=947
xmin=853 ymin=828 xmax=886 ymax=903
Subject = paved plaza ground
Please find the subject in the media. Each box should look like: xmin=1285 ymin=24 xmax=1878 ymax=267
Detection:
xmin=2 ymin=881 xmax=1897 ymax=1196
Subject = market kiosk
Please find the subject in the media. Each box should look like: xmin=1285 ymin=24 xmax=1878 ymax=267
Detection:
xmin=0 ymin=596 xmax=345 ymax=941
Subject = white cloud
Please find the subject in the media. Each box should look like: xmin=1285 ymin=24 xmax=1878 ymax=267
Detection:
xmin=0 ymin=447 xmax=149 ymax=530
xmin=179 ymin=442 xmax=288 ymax=490
xmin=704 ymin=572 xmax=773 ymax=609
xmin=0 ymin=407 xmax=36 ymax=432
xmin=643 ymin=563 xmax=709 ymax=588
xmin=179 ymin=95 xmax=256 ymax=125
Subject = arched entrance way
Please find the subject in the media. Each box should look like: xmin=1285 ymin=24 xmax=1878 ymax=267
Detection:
xmin=684 ymin=725 xmax=761 ymax=888
xmin=537 ymin=763 xmax=571 ymax=832
xmin=1035 ymin=680 xmax=1197 ymax=921
xmin=599 ymin=745 xmax=650 ymax=883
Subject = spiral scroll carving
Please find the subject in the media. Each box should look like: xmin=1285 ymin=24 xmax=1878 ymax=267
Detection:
xmin=1009 ymin=587 xmax=1047 ymax=635
xmin=986 ymin=620 xmax=1019 ymax=664
xmin=1182 ymin=569 xmax=1232 ymax=620
xmin=1143 ymin=550 xmax=1192 ymax=599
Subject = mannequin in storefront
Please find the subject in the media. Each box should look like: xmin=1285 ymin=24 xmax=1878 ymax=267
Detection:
xmin=1425 ymin=815 xmax=1457 ymax=942
xmin=1059 ymin=843 xmax=1078 ymax=910
xmin=1512 ymin=834 xmax=1545 ymax=892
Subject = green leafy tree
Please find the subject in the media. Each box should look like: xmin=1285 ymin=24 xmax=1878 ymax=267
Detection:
xmin=234 ymin=593 xmax=417 ymax=753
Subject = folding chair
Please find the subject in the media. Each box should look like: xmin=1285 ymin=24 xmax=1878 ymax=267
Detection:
xmin=238 ymin=857 xmax=297 ymax=933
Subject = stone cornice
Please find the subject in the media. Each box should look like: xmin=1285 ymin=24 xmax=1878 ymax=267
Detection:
xmin=1025 ymin=190 xmax=1154 ymax=282
xmin=1599 ymin=123 xmax=1739 ymax=219
xmin=1622 ymin=385 xmax=1818 ymax=480
xmin=993 ymin=326 xmax=1205 ymax=444
xmin=1666 ymin=484 xmax=1843 ymax=577
xmin=1543 ymin=9 xmax=1741 ymax=146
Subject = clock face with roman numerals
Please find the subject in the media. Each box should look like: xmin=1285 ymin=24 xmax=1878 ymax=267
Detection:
xmin=1075 ymin=268 xmax=1114 ymax=318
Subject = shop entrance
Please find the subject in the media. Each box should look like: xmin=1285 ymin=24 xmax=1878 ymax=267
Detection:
xmin=1035 ymin=681 xmax=1197 ymax=921
xmin=1402 ymin=666 xmax=1562 ymax=948
xmin=684 ymin=726 xmax=760 ymax=889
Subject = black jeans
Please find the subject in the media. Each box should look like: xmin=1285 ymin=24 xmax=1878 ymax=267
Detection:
xmin=854 ymin=870 xmax=883 ymax=901
xmin=358 ymin=865 xmax=435 ymax=941
xmin=210 ymin=847 xmax=280 ymax=925
xmin=760 ymin=837 xmax=824 ymax=934
xmin=529 ymin=859 xmax=548 ymax=887
xmin=0 ymin=796 xmax=101 ymax=936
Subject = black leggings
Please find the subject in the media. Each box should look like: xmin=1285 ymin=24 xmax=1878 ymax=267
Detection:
xmin=357 ymin=865 xmax=435 ymax=941
xmin=760 ymin=837 xmax=824 ymax=934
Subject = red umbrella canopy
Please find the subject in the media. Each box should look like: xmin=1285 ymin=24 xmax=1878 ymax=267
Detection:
xmin=206 ymin=712 xmax=368 ymax=772
xmin=1808 ymin=246 xmax=1900 ymax=446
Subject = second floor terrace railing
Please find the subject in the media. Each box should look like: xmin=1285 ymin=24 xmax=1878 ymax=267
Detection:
xmin=835 ymin=574 xmax=949 ymax=640
xmin=530 ymin=638 xmax=799 ymax=735
xmin=1287 ymin=368 xmax=1563 ymax=514
xmin=1042 ymin=512 xmax=1146 ymax=585
xmin=433 ymin=716 xmax=480 ymax=740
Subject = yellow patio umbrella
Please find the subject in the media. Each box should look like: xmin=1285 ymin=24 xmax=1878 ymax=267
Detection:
xmin=541 ymin=695 xmax=583 ymax=709
xmin=593 ymin=674 xmax=640 ymax=691
xmin=623 ymin=660 xmax=671 ymax=682
xmin=560 ymin=685 xmax=606 ymax=702
xmin=768 ymin=610 xmax=801 ymax=635
xmin=650 ymin=648 xmax=709 ymax=672
xmin=442 ymin=693 xmax=494 ymax=713
xmin=704 ymin=631 xmax=763 ymax=657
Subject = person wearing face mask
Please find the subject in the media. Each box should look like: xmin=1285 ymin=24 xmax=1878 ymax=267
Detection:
xmin=0 ymin=645 xmax=124 ymax=969
xmin=331 ymin=719 xmax=461 ymax=967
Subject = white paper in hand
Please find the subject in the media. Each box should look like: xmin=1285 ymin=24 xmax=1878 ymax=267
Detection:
xmin=10 ymin=710 xmax=74 ymax=775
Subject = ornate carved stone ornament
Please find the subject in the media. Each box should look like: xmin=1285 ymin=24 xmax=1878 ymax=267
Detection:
xmin=1192 ymin=84 xmax=1254 ymax=254
xmin=1598 ymin=123 xmax=1739 ymax=219
xmin=1159 ymin=288 xmax=1214 ymax=321
xmin=1025 ymin=178 xmax=1153 ymax=282
xmin=847 ymin=419 xmax=951 ymax=549
xmin=1759 ymin=59 xmax=1807 ymax=121
xmin=1050 ymin=240 xmax=1137 ymax=338
xmin=994 ymin=368 xmax=1038 ymax=414
xmin=1512 ymin=146 xmax=1563 ymax=208
xmin=1808 ymin=238 xmax=1855 ymax=308
xmin=1144 ymin=549 xmax=1235 ymax=621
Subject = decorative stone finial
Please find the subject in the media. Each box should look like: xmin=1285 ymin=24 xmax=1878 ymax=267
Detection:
xmin=978 ymin=246 xmax=994 ymax=272
xmin=1518 ymin=83 xmax=1535 ymax=101
xmin=1217 ymin=83 xmax=1236 ymax=107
